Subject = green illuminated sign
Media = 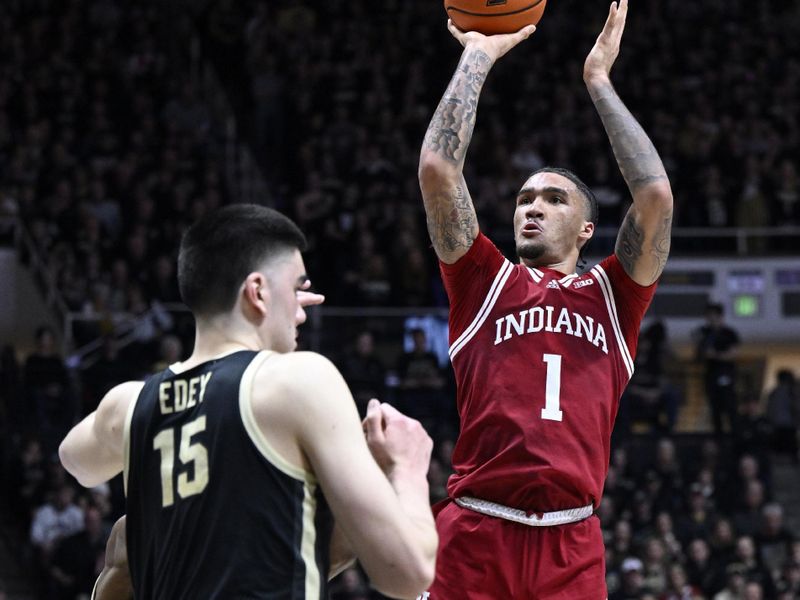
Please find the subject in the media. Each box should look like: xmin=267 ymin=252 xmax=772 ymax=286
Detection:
xmin=733 ymin=295 xmax=760 ymax=317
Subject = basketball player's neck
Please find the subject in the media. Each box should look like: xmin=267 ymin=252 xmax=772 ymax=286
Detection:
xmin=182 ymin=316 xmax=268 ymax=369
xmin=519 ymin=256 xmax=577 ymax=276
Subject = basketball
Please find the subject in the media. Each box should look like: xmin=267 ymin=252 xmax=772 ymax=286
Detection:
xmin=445 ymin=0 xmax=547 ymax=36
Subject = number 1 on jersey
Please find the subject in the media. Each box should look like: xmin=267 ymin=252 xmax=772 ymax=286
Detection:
xmin=541 ymin=353 xmax=563 ymax=422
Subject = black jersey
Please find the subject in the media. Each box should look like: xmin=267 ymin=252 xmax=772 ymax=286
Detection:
xmin=125 ymin=350 xmax=333 ymax=599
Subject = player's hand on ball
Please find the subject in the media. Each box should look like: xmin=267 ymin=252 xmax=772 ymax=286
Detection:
xmin=447 ymin=19 xmax=536 ymax=63
xmin=584 ymin=0 xmax=628 ymax=83
xmin=363 ymin=399 xmax=433 ymax=479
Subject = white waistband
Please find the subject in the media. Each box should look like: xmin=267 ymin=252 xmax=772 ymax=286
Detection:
xmin=455 ymin=496 xmax=593 ymax=527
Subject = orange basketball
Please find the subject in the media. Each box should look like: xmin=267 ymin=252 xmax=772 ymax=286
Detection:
xmin=445 ymin=0 xmax=547 ymax=35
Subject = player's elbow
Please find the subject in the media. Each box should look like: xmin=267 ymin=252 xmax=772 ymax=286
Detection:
xmin=58 ymin=440 xmax=81 ymax=483
xmin=374 ymin=566 xmax=435 ymax=599
xmin=373 ymin=547 xmax=437 ymax=599
xmin=635 ymin=180 xmax=673 ymax=213
xmin=414 ymin=554 xmax=437 ymax=594
xmin=58 ymin=439 xmax=99 ymax=488
xmin=418 ymin=152 xmax=457 ymax=189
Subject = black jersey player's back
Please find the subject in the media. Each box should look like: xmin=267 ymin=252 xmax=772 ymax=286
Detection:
xmin=125 ymin=350 xmax=332 ymax=600
xmin=61 ymin=205 xmax=436 ymax=600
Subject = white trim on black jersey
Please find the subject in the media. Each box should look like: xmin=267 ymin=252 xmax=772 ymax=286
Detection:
xmin=122 ymin=391 xmax=140 ymax=496
xmin=239 ymin=351 xmax=314 ymax=483
xmin=449 ymin=260 xmax=514 ymax=361
xmin=589 ymin=265 xmax=635 ymax=378
xmin=239 ymin=350 xmax=322 ymax=600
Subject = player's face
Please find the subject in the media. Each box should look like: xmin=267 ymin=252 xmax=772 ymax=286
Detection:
xmin=513 ymin=172 xmax=592 ymax=268
xmin=263 ymin=249 xmax=308 ymax=353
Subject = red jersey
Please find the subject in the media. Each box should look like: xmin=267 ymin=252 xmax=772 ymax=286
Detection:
xmin=440 ymin=233 xmax=656 ymax=512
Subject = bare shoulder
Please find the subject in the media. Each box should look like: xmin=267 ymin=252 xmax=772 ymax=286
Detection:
xmin=257 ymin=352 xmax=342 ymax=391
xmin=96 ymin=381 xmax=145 ymax=429
xmin=250 ymin=352 xmax=351 ymax=416
xmin=246 ymin=352 xmax=358 ymax=473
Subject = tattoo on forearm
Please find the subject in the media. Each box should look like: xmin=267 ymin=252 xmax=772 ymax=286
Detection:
xmin=615 ymin=212 xmax=643 ymax=275
xmin=423 ymin=48 xmax=493 ymax=165
xmin=425 ymin=185 xmax=477 ymax=253
xmin=589 ymin=82 xmax=668 ymax=192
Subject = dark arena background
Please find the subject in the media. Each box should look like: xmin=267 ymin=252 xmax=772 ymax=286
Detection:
xmin=1 ymin=0 xmax=799 ymax=598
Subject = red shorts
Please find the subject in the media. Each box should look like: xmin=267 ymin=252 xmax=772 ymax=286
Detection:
xmin=425 ymin=500 xmax=607 ymax=599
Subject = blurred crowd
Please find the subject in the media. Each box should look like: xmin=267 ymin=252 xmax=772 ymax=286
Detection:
xmin=1 ymin=0 xmax=800 ymax=598
xmin=0 ymin=0 xmax=226 ymax=348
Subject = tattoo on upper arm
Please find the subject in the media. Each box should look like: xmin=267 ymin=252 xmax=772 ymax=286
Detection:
xmin=617 ymin=212 xmax=673 ymax=283
xmin=650 ymin=214 xmax=673 ymax=280
xmin=615 ymin=212 xmax=643 ymax=275
xmin=422 ymin=49 xmax=492 ymax=165
xmin=425 ymin=184 xmax=477 ymax=254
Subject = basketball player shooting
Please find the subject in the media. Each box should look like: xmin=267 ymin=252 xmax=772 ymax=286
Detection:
xmin=418 ymin=1 xmax=673 ymax=597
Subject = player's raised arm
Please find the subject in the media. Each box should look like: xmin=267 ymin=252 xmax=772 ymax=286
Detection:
xmin=59 ymin=381 xmax=143 ymax=487
xmin=418 ymin=21 xmax=536 ymax=264
xmin=584 ymin=0 xmax=673 ymax=285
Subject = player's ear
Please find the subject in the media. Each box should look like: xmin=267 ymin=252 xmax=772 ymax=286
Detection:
xmin=243 ymin=272 xmax=269 ymax=316
xmin=578 ymin=220 xmax=595 ymax=243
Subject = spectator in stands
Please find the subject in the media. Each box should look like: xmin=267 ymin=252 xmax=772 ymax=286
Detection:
xmin=734 ymin=396 xmax=773 ymax=473
xmin=608 ymin=520 xmax=634 ymax=572
xmin=685 ymin=537 xmax=723 ymax=598
xmin=709 ymin=518 xmax=738 ymax=567
xmin=396 ymin=328 xmax=445 ymax=427
xmin=755 ymin=503 xmax=796 ymax=574
xmin=640 ymin=537 xmax=668 ymax=595
xmin=713 ymin=562 xmax=747 ymax=600
xmin=651 ymin=438 xmax=685 ymax=513
xmin=733 ymin=535 xmax=775 ymax=597
xmin=81 ymin=337 xmax=132 ymax=413
xmin=693 ymin=302 xmax=741 ymax=436
xmin=662 ymin=563 xmax=700 ymax=600
xmin=651 ymin=512 xmax=683 ymax=564
xmin=150 ymin=334 xmax=184 ymax=373
xmin=29 ymin=483 xmax=84 ymax=564
xmin=23 ymin=326 xmax=75 ymax=453
xmin=609 ymin=557 xmax=650 ymax=600
xmin=48 ymin=505 xmax=108 ymax=599
xmin=622 ymin=321 xmax=681 ymax=433
xmin=733 ymin=480 xmax=767 ymax=538
xmin=766 ymin=369 xmax=799 ymax=463
xmin=337 ymin=330 xmax=386 ymax=416
xmin=676 ymin=483 xmax=716 ymax=545
xmin=775 ymin=560 xmax=800 ymax=598
xmin=7 ymin=437 xmax=47 ymax=530
xmin=742 ymin=580 xmax=764 ymax=600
